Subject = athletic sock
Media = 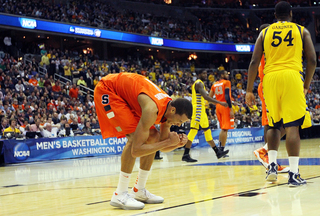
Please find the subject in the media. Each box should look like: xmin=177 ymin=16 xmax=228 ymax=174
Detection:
xmin=134 ymin=169 xmax=150 ymax=191
xmin=263 ymin=143 xmax=268 ymax=151
xmin=220 ymin=146 xmax=225 ymax=151
xmin=268 ymin=150 xmax=277 ymax=165
xmin=289 ymin=157 xmax=299 ymax=173
xmin=184 ymin=148 xmax=190 ymax=155
xmin=115 ymin=171 xmax=131 ymax=194
xmin=212 ymin=146 xmax=219 ymax=154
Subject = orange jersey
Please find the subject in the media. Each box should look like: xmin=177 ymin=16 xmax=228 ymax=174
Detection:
xmin=211 ymin=79 xmax=231 ymax=102
xmin=258 ymin=55 xmax=265 ymax=82
xmin=99 ymin=73 xmax=171 ymax=124
xmin=95 ymin=73 xmax=172 ymax=138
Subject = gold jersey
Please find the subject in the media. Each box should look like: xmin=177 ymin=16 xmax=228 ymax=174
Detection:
xmin=262 ymin=21 xmax=304 ymax=74
xmin=191 ymin=79 xmax=206 ymax=108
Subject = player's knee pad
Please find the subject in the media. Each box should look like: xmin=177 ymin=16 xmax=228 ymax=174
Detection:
xmin=187 ymin=128 xmax=198 ymax=141
xmin=204 ymin=129 xmax=213 ymax=142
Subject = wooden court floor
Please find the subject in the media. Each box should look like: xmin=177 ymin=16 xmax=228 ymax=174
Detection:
xmin=0 ymin=138 xmax=319 ymax=216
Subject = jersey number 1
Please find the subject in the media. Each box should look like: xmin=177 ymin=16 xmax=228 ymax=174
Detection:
xmin=271 ymin=30 xmax=294 ymax=47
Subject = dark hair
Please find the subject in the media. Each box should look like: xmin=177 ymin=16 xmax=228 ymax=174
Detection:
xmin=218 ymin=70 xmax=227 ymax=79
xmin=259 ymin=24 xmax=270 ymax=33
xmin=9 ymin=118 xmax=16 ymax=125
xmin=275 ymin=1 xmax=291 ymax=18
xmin=171 ymin=98 xmax=192 ymax=119
xmin=196 ymin=69 xmax=206 ymax=76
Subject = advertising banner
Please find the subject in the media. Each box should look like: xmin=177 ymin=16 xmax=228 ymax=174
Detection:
xmin=3 ymin=135 xmax=127 ymax=164
xmin=190 ymin=127 xmax=264 ymax=148
xmin=0 ymin=14 xmax=254 ymax=53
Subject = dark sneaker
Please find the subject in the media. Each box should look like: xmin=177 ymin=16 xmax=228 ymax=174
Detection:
xmin=154 ymin=151 xmax=163 ymax=160
xmin=288 ymin=171 xmax=307 ymax=187
xmin=182 ymin=154 xmax=198 ymax=162
xmin=216 ymin=149 xmax=229 ymax=159
xmin=266 ymin=162 xmax=278 ymax=182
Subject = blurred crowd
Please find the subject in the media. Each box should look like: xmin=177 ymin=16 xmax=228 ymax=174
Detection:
xmin=1 ymin=47 xmax=320 ymax=139
xmin=126 ymin=0 xmax=319 ymax=8
xmin=0 ymin=50 xmax=101 ymax=139
xmin=0 ymin=0 xmax=314 ymax=43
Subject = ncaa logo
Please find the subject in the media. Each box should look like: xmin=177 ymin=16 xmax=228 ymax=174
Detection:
xmin=14 ymin=143 xmax=30 ymax=161
xmin=149 ymin=37 xmax=164 ymax=46
xmin=235 ymin=45 xmax=251 ymax=52
xmin=19 ymin=18 xmax=37 ymax=29
xmin=69 ymin=26 xmax=75 ymax=33
xmin=94 ymin=29 xmax=101 ymax=37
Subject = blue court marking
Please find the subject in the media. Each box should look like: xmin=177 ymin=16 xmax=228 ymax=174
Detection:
xmin=191 ymin=158 xmax=320 ymax=166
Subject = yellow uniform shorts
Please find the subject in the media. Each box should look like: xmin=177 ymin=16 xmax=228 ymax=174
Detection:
xmin=263 ymin=71 xmax=310 ymax=128
xmin=189 ymin=107 xmax=210 ymax=129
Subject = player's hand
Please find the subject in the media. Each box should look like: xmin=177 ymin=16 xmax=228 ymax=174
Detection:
xmin=220 ymin=102 xmax=228 ymax=107
xmin=245 ymin=92 xmax=255 ymax=108
xmin=178 ymin=133 xmax=188 ymax=147
xmin=304 ymin=88 xmax=308 ymax=95
xmin=168 ymin=132 xmax=180 ymax=146
xmin=230 ymin=109 xmax=234 ymax=119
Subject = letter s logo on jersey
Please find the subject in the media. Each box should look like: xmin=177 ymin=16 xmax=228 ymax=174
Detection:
xmin=13 ymin=143 xmax=31 ymax=161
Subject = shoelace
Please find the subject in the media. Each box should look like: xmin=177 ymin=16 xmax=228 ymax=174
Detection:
xmin=141 ymin=189 xmax=153 ymax=199
xmin=119 ymin=193 xmax=137 ymax=204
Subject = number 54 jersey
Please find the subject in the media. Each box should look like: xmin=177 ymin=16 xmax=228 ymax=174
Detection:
xmin=263 ymin=21 xmax=304 ymax=74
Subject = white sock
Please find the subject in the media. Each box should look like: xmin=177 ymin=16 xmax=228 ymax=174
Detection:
xmin=263 ymin=143 xmax=268 ymax=151
xmin=134 ymin=169 xmax=150 ymax=191
xmin=115 ymin=171 xmax=131 ymax=194
xmin=289 ymin=157 xmax=299 ymax=173
xmin=268 ymin=150 xmax=277 ymax=165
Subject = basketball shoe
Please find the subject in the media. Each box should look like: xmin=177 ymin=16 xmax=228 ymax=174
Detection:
xmin=266 ymin=162 xmax=278 ymax=182
xmin=182 ymin=154 xmax=198 ymax=162
xmin=216 ymin=148 xmax=229 ymax=159
xmin=288 ymin=171 xmax=307 ymax=187
xmin=130 ymin=187 xmax=164 ymax=204
xmin=254 ymin=147 xmax=290 ymax=173
xmin=110 ymin=191 xmax=145 ymax=210
xmin=254 ymin=147 xmax=269 ymax=168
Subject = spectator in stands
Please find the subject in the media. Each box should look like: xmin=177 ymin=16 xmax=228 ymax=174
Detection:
xmin=28 ymin=75 xmax=38 ymax=86
xmin=69 ymin=84 xmax=79 ymax=99
xmin=78 ymin=117 xmax=85 ymax=130
xmin=64 ymin=61 xmax=72 ymax=80
xmin=77 ymin=76 xmax=87 ymax=87
xmin=58 ymin=123 xmax=74 ymax=137
xmin=38 ymin=77 xmax=45 ymax=88
xmin=3 ymin=118 xmax=21 ymax=137
xmin=15 ymin=80 xmax=25 ymax=92
xmin=70 ymin=117 xmax=79 ymax=131
xmin=41 ymin=52 xmax=50 ymax=68
xmin=40 ymin=123 xmax=60 ymax=138
xmin=52 ymin=112 xmax=60 ymax=124
xmin=0 ymin=118 xmax=8 ymax=134
xmin=82 ymin=121 xmax=93 ymax=135
xmin=52 ymin=81 xmax=62 ymax=93
xmin=29 ymin=118 xmax=41 ymax=132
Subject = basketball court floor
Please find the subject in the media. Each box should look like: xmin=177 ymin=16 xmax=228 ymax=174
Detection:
xmin=0 ymin=138 xmax=319 ymax=215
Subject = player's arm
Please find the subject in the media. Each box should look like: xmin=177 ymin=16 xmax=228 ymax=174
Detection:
xmin=195 ymin=82 xmax=228 ymax=107
xmin=225 ymin=84 xmax=234 ymax=118
xmin=303 ymin=28 xmax=316 ymax=95
xmin=131 ymin=94 xmax=180 ymax=158
xmin=209 ymin=85 xmax=215 ymax=98
xmin=246 ymin=31 xmax=263 ymax=107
